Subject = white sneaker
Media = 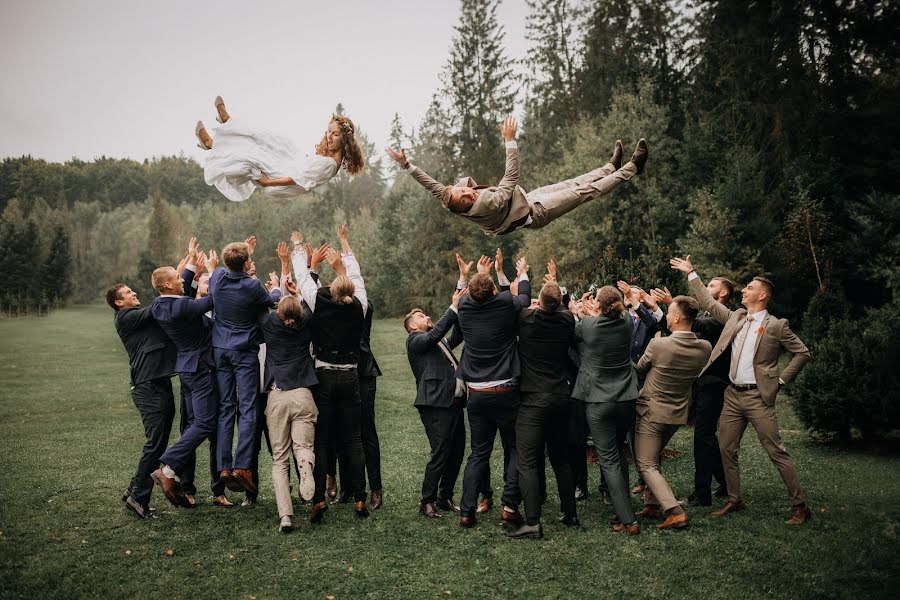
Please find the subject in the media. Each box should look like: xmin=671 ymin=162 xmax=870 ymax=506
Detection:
xmin=298 ymin=459 xmax=315 ymax=502
xmin=280 ymin=515 xmax=293 ymax=533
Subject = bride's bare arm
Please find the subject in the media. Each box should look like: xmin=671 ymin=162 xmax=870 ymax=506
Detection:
xmin=257 ymin=173 xmax=296 ymax=187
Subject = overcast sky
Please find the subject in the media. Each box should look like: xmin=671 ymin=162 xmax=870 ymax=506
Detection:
xmin=0 ymin=0 xmax=530 ymax=165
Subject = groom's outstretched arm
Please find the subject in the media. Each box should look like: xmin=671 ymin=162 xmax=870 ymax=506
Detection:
xmin=385 ymin=146 xmax=448 ymax=203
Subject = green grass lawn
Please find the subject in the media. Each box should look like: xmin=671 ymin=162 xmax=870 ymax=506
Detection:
xmin=0 ymin=304 xmax=898 ymax=599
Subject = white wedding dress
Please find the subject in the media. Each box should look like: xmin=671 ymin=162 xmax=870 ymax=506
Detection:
xmin=203 ymin=118 xmax=339 ymax=202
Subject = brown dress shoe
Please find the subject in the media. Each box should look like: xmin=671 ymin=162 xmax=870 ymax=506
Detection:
xmin=657 ymin=512 xmax=689 ymax=530
xmin=636 ymin=506 xmax=664 ymax=519
xmin=355 ymin=500 xmax=370 ymax=518
xmin=183 ymin=494 xmax=197 ymax=508
xmin=369 ymin=489 xmax=383 ymax=510
xmin=785 ymin=504 xmax=811 ymax=526
xmin=326 ymin=474 xmax=338 ymax=499
xmin=212 ymin=495 xmax=234 ymax=508
xmin=713 ymin=500 xmax=748 ymax=517
xmin=610 ymin=139 xmax=624 ymax=170
xmin=459 ymin=515 xmax=476 ymax=528
xmin=630 ymin=138 xmax=649 ymax=174
xmin=436 ymin=497 xmax=460 ymax=513
xmin=231 ymin=469 xmax=258 ymax=495
xmin=220 ymin=470 xmax=243 ymax=493
xmin=476 ymin=497 xmax=493 ymax=514
xmin=309 ymin=501 xmax=329 ymax=524
xmin=500 ymin=506 xmax=524 ymax=527
xmin=150 ymin=468 xmax=187 ymax=508
xmin=632 ymin=483 xmax=646 ymax=495
xmin=420 ymin=502 xmax=442 ymax=519
xmin=612 ymin=522 xmax=641 ymax=535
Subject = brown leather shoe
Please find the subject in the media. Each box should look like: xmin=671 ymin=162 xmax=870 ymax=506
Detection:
xmin=459 ymin=515 xmax=476 ymax=528
xmin=612 ymin=522 xmax=641 ymax=535
xmin=631 ymin=483 xmax=646 ymax=495
xmin=231 ymin=469 xmax=258 ymax=495
xmin=713 ymin=500 xmax=747 ymax=517
xmin=436 ymin=497 xmax=460 ymax=513
xmin=610 ymin=139 xmax=624 ymax=170
xmin=630 ymin=138 xmax=649 ymax=175
xmin=326 ymin=474 xmax=338 ymax=499
xmin=785 ymin=504 xmax=811 ymax=526
xmin=369 ymin=489 xmax=383 ymax=510
xmin=183 ymin=494 xmax=197 ymax=508
xmin=309 ymin=501 xmax=329 ymax=524
xmin=220 ymin=470 xmax=244 ymax=493
xmin=420 ymin=502 xmax=442 ymax=519
xmin=657 ymin=512 xmax=689 ymax=530
xmin=500 ymin=506 xmax=524 ymax=527
xmin=476 ymin=497 xmax=493 ymax=514
xmin=355 ymin=500 xmax=370 ymax=518
xmin=636 ymin=506 xmax=663 ymax=519
xmin=212 ymin=495 xmax=234 ymax=508
xmin=586 ymin=446 xmax=600 ymax=465
xmin=150 ymin=468 xmax=187 ymax=508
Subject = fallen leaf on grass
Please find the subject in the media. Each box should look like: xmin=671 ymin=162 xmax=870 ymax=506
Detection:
xmin=125 ymin=550 xmax=132 ymax=556
xmin=166 ymin=549 xmax=174 ymax=556
xmin=81 ymin=539 xmax=87 ymax=544
xmin=348 ymin=565 xmax=353 ymax=573
xmin=229 ymin=554 xmax=235 ymax=560
xmin=326 ymin=595 xmax=335 ymax=600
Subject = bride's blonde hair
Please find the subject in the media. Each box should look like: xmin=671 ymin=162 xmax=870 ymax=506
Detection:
xmin=332 ymin=115 xmax=365 ymax=175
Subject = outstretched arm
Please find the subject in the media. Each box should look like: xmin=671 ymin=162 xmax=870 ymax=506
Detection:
xmin=494 ymin=116 xmax=520 ymax=198
xmin=336 ymin=224 xmax=368 ymax=315
xmin=386 ymin=146 xmax=449 ymax=204
xmin=291 ymin=232 xmax=320 ymax=312
xmin=671 ymin=255 xmax=733 ymax=324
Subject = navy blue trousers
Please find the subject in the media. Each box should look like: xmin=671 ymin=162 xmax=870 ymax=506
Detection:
xmin=160 ymin=367 xmax=219 ymax=483
xmin=213 ymin=348 xmax=260 ymax=471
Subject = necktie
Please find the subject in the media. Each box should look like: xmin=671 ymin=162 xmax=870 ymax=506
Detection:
xmin=729 ymin=315 xmax=755 ymax=381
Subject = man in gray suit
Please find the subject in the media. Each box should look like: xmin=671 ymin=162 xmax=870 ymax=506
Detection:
xmin=386 ymin=117 xmax=648 ymax=236
xmin=634 ymin=296 xmax=712 ymax=530
xmin=672 ymin=255 xmax=812 ymax=525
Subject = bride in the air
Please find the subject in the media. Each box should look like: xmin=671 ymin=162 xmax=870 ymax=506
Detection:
xmin=195 ymin=96 xmax=365 ymax=202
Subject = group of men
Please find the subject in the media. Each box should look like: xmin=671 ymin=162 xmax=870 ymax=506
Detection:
xmin=109 ymin=227 xmax=383 ymax=529
xmin=405 ymin=249 xmax=812 ymax=538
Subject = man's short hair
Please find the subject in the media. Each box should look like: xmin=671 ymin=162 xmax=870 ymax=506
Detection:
xmin=468 ymin=273 xmax=496 ymax=302
xmin=711 ymin=276 xmax=735 ymax=301
xmin=671 ymin=295 xmax=700 ymax=324
xmin=539 ymin=282 xmax=562 ymax=312
xmin=223 ymin=242 xmax=250 ymax=271
xmin=151 ymin=267 xmax=175 ymax=293
xmin=753 ymin=276 xmax=775 ymax=299
xmin=404 ymin=308 xmax=424 ymax=332
xmin=106 ymin=283 xmax=126 ymax=311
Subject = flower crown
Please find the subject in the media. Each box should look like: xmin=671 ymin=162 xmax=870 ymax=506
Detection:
xmin=332 ymin=115 xmax=354 ymax=138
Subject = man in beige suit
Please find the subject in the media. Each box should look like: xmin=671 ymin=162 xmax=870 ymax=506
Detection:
xmin=671 ymin=255 xmax=812 ymax=525
xmin=385 ymin=117 xmax=648 ymax=236
xmin=634 ymin=296 xmax=712 ymax=530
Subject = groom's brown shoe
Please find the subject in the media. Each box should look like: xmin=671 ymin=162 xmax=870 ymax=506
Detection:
xmin=630 ymin=138 xmax=649 ymax=174
xmin=785 ymin=504 xmax=811 ymax=526
xmin=232 ymin=469 xmax=257 ymax=495
xmin=610 ymin=139 xmax=624 ymax=170
xmin=151 ymin=468 xmax=187 ymax=508
xmin=713 ymin=500 xmax=747 ymax=517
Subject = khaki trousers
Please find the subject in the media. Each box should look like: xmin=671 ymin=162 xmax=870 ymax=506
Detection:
xmin=265 ymin=387 xmax=318 ymax=517
xmin=635 ymin=416 xmax=682 ymax=511
xmin=527 ymin=161 xmax=637 ymax=229
xmin=719 ymin=386 xmax=805 ymax=506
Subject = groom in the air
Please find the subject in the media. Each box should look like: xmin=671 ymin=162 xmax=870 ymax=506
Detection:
xmin=386 ymin=116 xmax=648 ymax=236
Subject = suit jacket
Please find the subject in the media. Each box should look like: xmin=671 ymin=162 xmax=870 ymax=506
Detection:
xmin=209 ymin=267 xmax=280 ymax=352
xmin=150 ymin=292 xmax=214 ymax=374
xmin=261 ymin=309 xmax=318 ymax=392
xmin=630 ymin=304 xmax=660 ymax=364
xmin=517 ymin=307 xmax=575 ymax=396
xmin=635 ymin=331 xmax=712 ymax=424
xmin=693 ymin=310 xmax=730 ymax=385
xmin=406 ymin=307 xmax=460 ymax=408
xmin=689 ymin=276 xmax=810 ymax=405
xmin=114 ymin=307 xmax=176 ymax=386
xmin=456 ymin=279 xmax=532 ymax=383
xmin=572 ymin=313 xmax=639 ymax=403
xmin=358 ymin=300 xmax=382 ymax=378
xmin=408 ymin=145 xmax=531 ymax=236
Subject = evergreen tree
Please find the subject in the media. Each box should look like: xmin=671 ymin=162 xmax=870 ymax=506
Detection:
xmin=41 ymin=225 xmax=72 ymax=303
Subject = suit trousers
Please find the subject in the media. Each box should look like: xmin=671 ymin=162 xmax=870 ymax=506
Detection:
xmin=417 ymin=404 xmax=466 ymax=503
xmin=312 ymin=368 xmax=366 ymax=504
xmin=460 ymin=389 xmax=521 ymax=517
xmin=635 ymin=416 xmax=681 ymax=511
xmin=527 ymin=161 xmax=636 ymax=229
xmin=328 ymin=377 xmax=383 ymax=492
xmin=213 ymin=347 xmax=260 ymax=471
xmin=585 ymin=401 xmax=638 ymax=524
xmin=719 ymin=386 xmax=806 ymax=506
xmin=568 ymin=398 xmax=589 ymax=490
xmin=129 ymin=378 xmax=175 ymax=505
xmin=177 ymin=380 xmax=225 ymax=497
xmin=246 ymin=391 xmax=275 ymax=500
xmin=266 ymin=387 xmax=318 ymax=518
xmin=160 ymin=368 xmax=217 ymax=475
xmin=516 ymin=393 xmax=576 ymax=525
xmin=692 ymin=379 xmax=728 ymax=498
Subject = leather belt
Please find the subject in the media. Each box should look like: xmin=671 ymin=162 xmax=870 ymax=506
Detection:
xmin=730 ymin=383 xmax=758 ymax=391
xmin=468 ymin=385 xmax=516 ymax=394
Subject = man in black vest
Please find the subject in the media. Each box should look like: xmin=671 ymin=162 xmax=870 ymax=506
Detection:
xmin=108 ymin=281 xmax=177 ymax=518
xmin=457 ymin=254 xmax=531 ymax=528
xmin=405 ymin=288 xmax=467 ymax=518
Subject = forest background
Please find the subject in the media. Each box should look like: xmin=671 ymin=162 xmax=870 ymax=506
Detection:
xmin=1 ymin=0 xmax=897 ymax=441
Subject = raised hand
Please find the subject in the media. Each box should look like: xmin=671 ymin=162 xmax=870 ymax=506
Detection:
xmin=651 ymin=287 xmax=673 ymax=305
xmin=187 ymin=237 xmax=200 ymax=260
xmin=546 ymin=259 xmax=558 ymax=282
xmin=304 ymin=242 xmax=314 ymax=268
xmin=312 ymin=243 xmax=331 ymax=271
xmin=325 ymin=248 xmax=346 ymax=276
xmin=385 ymin=147 xmax=409 ymax=168
xmin=583 ymin=297 xmax=601 ymax=317
xmin=500 ymin=115 xmax=518 ymax=142
xmin=515 ymin=255 xmax=529 ymax=276
xmin=452 ymin=287 xmax=469 ymax=309
xmin=285 ymin=275 xmax=299 ymax=296
xmin=265 ymin=271 xmax=278 ymax=292
xmin=194 ymin=252 xmax=207 ymax=277
xmin=247 ymin=259 xmax=257 ymax=278
xmin=337 ymin=223 xmax=351 ymax=253
xmin=245 ymin=236 xmax=257 ymax=256
xmin=291 ymin=231 xmax=303 ymax=246
xmin=477 ymin=255 xmax=494 ymax=275
xmin=276 ymin=241 xmax=290 ymax=262
xmin=494 ymin=247 xmax=505 ymax=277
xmin=670 ymin=255 xmax=694 ymax=274
xmin=456 ymin=253 xmax=474 ymax=280
xmin=640 ymin=288 xmax=658 ymax=311
xmin=207 ymin=249 xmax=219 ymax=273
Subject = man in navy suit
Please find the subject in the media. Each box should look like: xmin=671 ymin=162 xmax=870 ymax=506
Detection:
xmin=209 ymin=238 xmax=281 ymax=493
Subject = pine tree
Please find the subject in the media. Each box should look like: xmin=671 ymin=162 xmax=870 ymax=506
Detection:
xmin=40 ymin=225 xmax=72 ymax=303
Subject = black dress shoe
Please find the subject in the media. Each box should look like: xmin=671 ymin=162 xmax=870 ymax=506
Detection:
xmin=559 ymin=514 xmax=581 ymax=527
xmin=335 ymin=489 xmax=353 ymax=505
xmin=459 ymin=515 xmax=476 ymax=528
xmin=369 ymin=489 xmax=383 ymax=510
xmin=574 ymin=486 xmax=588 ymax=502
xmin=684 ymin=493 xmax=712 ymax=507
xmin=507 ymin=523 xmax=543 ymax=539
xmin=420 ymin=502 xmax=442 ymax=519
xmin=436 ymin=497 xmax=461 ymax=512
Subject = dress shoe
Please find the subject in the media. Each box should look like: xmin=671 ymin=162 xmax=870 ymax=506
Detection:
xmin=657 ymin=511 xmax=689 ymax=530
xmin=714 ymin=485 xmax=728 ymax=498
xmin=631 ymin=482 xmax=646 ymax=494
xmin=599 ymin=490 xmax=612 ymax=506
xmin=636 ymin=506 xmax=663 ymax=519
xmin=124 ymin=495 xmax=152 ymax=519
xmin=326 ymin=474 xmax=338 ymax=499
xmin=231 ymin=469 xmax=258 ymax=495
xmin=241 ymin=497 xmax=257 ymax=508
xmin=420 ymin=502 xmax=442 ymax=519
xmin=500 ymin=506 xmax=524 ymax=527
xmin=355 ymin=500 xmax=370 ymax=518
xmin=183 ymin=494 xmax=197 ymax=508
xmin=150 ymin=468 xmax=188 ymax=508
xmin=279 ymin=515 xmax=293 ymax=533
xmin=559 ymin=514 xmax=580 ymax=527
xmin=713 ymin=500 xmax=747 ymax=517
xmin=630 ymin=138 xmax=649 ymax=175
xmin=785 ymin=504 xmax=811 ymax=526
xmin=335 ymin=489 xmax=353 ymax=505
xmin=459 ymin=515 xmax=476 ymax=528
xmin=684 ymin=493 xmax=712 ymax=507
xmin=309 ymin=501 xmax=329 ymax=524
xmin=610 ymin=139 xmax=624 ymax=170
xmin=574 ymin=486 xmax=588 ymax=502
xmin=507 ymin=523 xmax=543 ymax=539
xmin=212 ymin=495 xmax=234 ymax=508
xmin=476 ymin=497 xmax=493 ymax=514
xmin=220 ymin=470 xmax=243 ymax=493
xmin=369 ymin=489 xmax=384 ymax=510
xmin=436 ymin=497 xmax=460 ymax=513
xmin=612 ymin=522 xmax=641 ymax=535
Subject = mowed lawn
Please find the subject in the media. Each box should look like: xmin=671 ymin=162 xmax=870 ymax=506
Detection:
xmin=0 ymin=305 xmax=898 ymax=599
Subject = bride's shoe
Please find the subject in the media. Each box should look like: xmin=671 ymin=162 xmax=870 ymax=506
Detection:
xmin=214 ymin=95 xmax=229 ymax=124
xmin=195 ymin=120 xmax=212 ymax=150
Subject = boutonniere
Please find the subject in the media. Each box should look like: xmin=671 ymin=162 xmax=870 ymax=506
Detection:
xmin=757 ymin=325 xmax=765 ymax=336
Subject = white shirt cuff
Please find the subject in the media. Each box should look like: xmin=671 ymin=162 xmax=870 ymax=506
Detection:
xmin=184 ymin=263 xmax=196 ymax=274
xmin=779 ymin=378 xmax=785 ymax=386
xmin=456 ymin=278 xmax=466 ymax=291
xmin=517 ymin=272 xmax=529 ymax=282
xmin=497 ymin=274 xmax=510 ymax=287
xmin=653 ymin=306 xmax=664 ymax=321
xmin=687 ymin=271 xmax=699 ymax=281
xmin=505 ymin=140 xmax=518 ymax=149
xmin=449 ymin=305 xmax=458 ymax=314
